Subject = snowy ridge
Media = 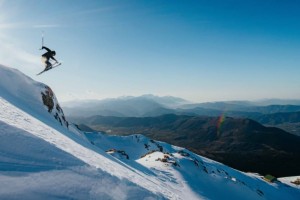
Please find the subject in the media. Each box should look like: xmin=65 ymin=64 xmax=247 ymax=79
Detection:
xmin=0 ymin=64 xmax=299 ymax=199
xmin=0 ymin=65 xmax=68 ymax=129
xmin=85 ymin=132 xmax=300 ymax=200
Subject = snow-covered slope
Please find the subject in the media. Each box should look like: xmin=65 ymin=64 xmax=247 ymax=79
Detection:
xmin=0 ymin=64 xmax=299 ymax=200
xmin=85 ymin=132 xmax=300 ymax=200
xmin=0 ymin=65 xmax=166 ymax=199
xmin=278 ymin=176 xmax=300 ymax=188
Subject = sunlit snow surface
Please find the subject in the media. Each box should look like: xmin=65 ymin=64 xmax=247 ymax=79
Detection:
xmin=0 ymin=65 xmax=299 ymax=200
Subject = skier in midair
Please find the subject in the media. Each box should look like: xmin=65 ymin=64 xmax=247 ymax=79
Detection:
xmin=41 ymin=46 xmax=58 ymax=70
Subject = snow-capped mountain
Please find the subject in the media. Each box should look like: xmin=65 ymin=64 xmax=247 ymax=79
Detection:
xmin=0 ymin=64 xmax=299 ymax=200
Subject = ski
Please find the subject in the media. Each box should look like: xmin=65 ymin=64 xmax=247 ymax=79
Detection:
xmin=36 ymin=63 xmax=61 ymax=76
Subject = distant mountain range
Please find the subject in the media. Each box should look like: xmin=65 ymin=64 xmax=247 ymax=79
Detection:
xmin=253 ymin=111 xmax=300 ymax=125
xmin=70 ymin=114 xmax=300 ymax=177
xmin=252 ymin=112 xmax=300 ymax=136
xmin=63 ymin=95 xmax=300 ymax=135
xmin=62 ymin=94 xmax=187 ymax=117
xmin=62 ymin=95 xmax=300 ymax=118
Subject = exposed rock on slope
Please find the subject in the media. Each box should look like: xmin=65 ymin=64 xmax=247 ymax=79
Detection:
xmin=41 ymin=86 xmax=68 ymax=127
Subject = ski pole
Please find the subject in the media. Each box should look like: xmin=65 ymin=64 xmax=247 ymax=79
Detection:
xmin=39 ymin=31 xmax=44 ymax=50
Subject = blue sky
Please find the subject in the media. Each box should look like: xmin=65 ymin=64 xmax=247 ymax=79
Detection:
xmin=0 ymin=0 xmax=299 ymax=102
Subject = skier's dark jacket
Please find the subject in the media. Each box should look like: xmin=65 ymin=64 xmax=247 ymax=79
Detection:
xmin=42 ymin=46 xmax=57 ymax=61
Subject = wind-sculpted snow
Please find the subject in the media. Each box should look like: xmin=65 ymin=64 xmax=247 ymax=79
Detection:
xmin=0 ymin=64 xmax=299 ymax=200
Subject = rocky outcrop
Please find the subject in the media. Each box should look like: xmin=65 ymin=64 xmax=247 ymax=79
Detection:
xmin=41 ymin=86 xmax=54 ymax=113
xmin=41 ymin=86 xmax=69 ymax=128
xmin=106 ymin=149 xmax=129 ymax=160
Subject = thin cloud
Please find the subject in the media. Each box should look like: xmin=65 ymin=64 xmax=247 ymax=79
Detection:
xmin=33 ymin=24 xmax=61 ymax=28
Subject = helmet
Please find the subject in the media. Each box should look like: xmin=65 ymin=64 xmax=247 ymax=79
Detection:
xmin=52 ymin=51 xmax=56 ymax=56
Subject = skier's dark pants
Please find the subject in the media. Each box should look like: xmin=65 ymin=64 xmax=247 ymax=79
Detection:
xmin=42 ymin=56 xmax=52 ymax=69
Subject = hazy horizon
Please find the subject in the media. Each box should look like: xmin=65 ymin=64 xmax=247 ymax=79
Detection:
xmin=1 ymin=0 xmax=299 ymax=102
xmin=60 ymin=93 xmax=300 ymax=105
